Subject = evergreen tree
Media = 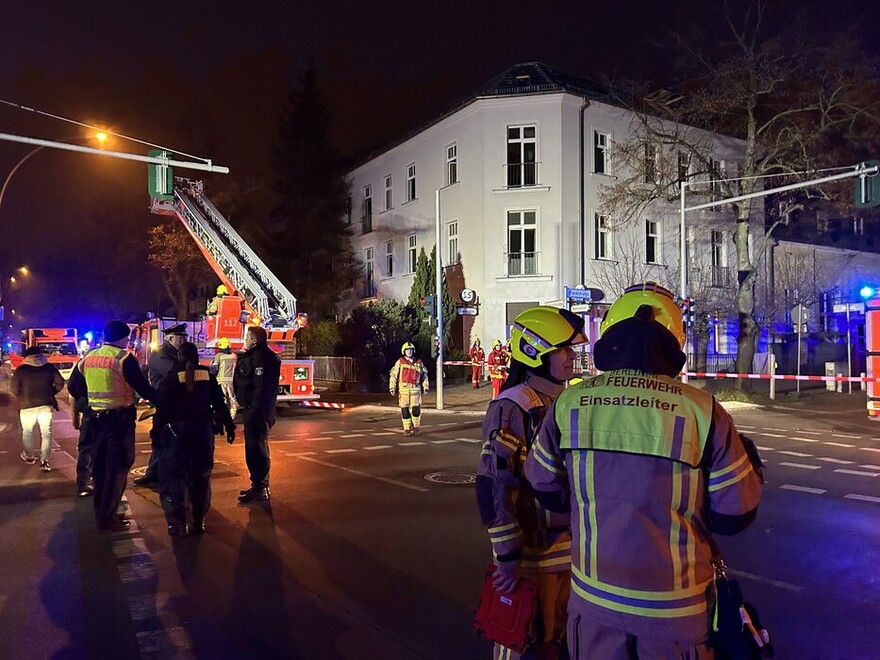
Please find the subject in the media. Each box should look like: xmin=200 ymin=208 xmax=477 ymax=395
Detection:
xmin=406 ymin=247 xmax=457 ymax=360
xmin=266 ymin=63 xmax=358 ymax=320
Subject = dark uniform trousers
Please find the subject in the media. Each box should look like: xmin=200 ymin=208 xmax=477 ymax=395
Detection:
xmin=244 ymin=414 xmax=271 ymax=489
xmin=91 ymin=407 xmax=136 ymax=528
xmin=75 ymin=411 xmax=95 ymax=491
xmin=162 ymin=420 xmax=215 ymax=523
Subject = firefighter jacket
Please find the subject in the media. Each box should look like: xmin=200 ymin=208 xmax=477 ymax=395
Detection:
xmin=487 ymin=348 xmax=508 ymax=376
xmin=77 ymin=344 xmax=156 ymax=410
xmin=469 ymin=345 xmax=485 ymax=365
xmin=525 ymin=369 xmax=762 ymax=641
xmin=233 ymin=342 xmax=281 ymax=424
xmin=389 ymin=356 xmax=428 ymax=394
xmin=212 ymin=351 xmax=236 ymax=382
xmin=476 ymin=375 xmax=572 ymax=573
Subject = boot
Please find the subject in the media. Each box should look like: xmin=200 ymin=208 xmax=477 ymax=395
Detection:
xmin=238 ymin=487 xmax=270 ymax=504
xmin=167 ymin=521 xmax=189 ymax=537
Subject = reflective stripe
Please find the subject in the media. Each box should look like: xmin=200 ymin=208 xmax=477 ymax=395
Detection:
xmin=670 ymin=464 xmax=683 ymax=589
xmin=177 ymin=370 xmax=210 ymax=383
xmin=572 ymin=566 xmax=709 ymax=618
xmin=82 ymin=345 xmax=133 ymax=409
xmin=708 ymin=462 xmax=755 ymax=493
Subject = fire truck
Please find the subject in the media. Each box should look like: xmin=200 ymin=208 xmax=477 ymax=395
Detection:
xmin=149 ymin=178 xmax=318 ymax=403
xmin=8 ymin=327 xmax=79 ymax=379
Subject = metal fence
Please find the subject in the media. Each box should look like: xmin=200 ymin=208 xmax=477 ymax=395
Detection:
xmin=686 ymin=353 xmax=737 ymax=372
xmin=308 ymin=356 xmax=359 ymax=383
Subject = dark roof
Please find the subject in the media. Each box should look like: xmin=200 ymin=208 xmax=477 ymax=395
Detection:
xmin=349 ymin=62 xmax=609 ymax=168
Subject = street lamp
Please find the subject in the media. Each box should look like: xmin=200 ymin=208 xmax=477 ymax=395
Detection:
xmin=434 ymin=184 xmax=456 ymax=410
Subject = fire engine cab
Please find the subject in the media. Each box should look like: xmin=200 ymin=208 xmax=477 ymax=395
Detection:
xmin=9 ymin=328 xmax=79 ymax=379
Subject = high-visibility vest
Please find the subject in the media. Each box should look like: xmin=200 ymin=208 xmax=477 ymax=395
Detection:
xmin=389 ymin=357 xmax=427 ymax=393
xmin=554 ymin=369 xmax=715 ymax=635
xmin=80 ymin=344 xmax=134 ymax=410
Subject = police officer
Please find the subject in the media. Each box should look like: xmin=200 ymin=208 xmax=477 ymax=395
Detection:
xmin=525 ymin=283 xmax=763 ymax=657
xmin=134 ymin=322 xmax=187 ymax=487
xmin=68 ymin=320 xmax=157 ymax=532
xmin=476 ymin=306 xmax=587 ymax=659
xmin=233 ymin=326 xmax=281 ymax=504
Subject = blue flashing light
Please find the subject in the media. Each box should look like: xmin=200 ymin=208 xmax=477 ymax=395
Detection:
xmin=859 ymin=286 xmax=876 ymax=300
xmin=84 ymin=331 xmax=94 ymax=342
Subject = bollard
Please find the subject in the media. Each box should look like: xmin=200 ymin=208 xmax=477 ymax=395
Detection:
xmin=862 ymin=372 xmax=867 ymax=393
xmin=769 ymin=358 xmax=776 ymax=401
xmin=837 ymin=373 xmax=843 ymax=394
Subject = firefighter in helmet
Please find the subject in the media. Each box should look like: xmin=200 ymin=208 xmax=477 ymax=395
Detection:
xmin=476 ymin=306 xmax=587 ymax=659
xmin=486 ymin=338 xmax=509 ymax=399
xmin=211 ymin=337 xmax=238 ymax=417
xmin=525 ymin=283 xmax=763 ymax=657
xmin=389 ymin=342 xmax=429 ymax=436
xmin=206 ymin=284 xmax=229 ymax=316
xmin=469 ymin=337 xmax=485 ymax=388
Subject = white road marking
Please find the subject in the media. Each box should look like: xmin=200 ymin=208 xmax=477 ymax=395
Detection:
xmin=456 ymin=438 xmax=482 ymax=444
xmin=756 ymin=446 xmax=774 ymax=451
xmin=779 ymin=462 xmax=821 ymax=470
xmin=297 ymin=456 xmax=429 ymax=492
xmin=780 ymin=484 xmax=826 ymax=494
xmin=756 ymin=432 xmax=786 ymax=438
xmin=763 ymin=427 xmax=788 ymax=432
xmin=305 ymin=437 xmax=327 ymax=442
xmin=288 ymin=451 xmax=317 ymax=457
xmin=351 ymin=429 xmax=373 ymax=432
xmin=790 ymin=437 xmax=819 ymax=443
xmin=844 ymin=493 xmax=880 ymax=503
xmin=364 ymin=445 xmax=392 ymax=450
xmin=325 ymin=448 xmax=357 ymax=454
xmin=815 ymin=457 xmax=854 ymax=465
xmin=737 ymin=425 xmax=756 ymax=429
xmin=831 ymin=433 xmax=861 ymax=439
xmin=430 ymin=439 xmax=458 ymax=444
xmin=399 ymin=441 xmax=426 ymax=447
xmin=794 ymin=430 xmax=823 ymax=435
xmin=834 ymin=469 xmax=878 ymax=478
xmin=860 ymin=447 xmax=880 ymax=453
xmin=271 ymin=438 xmax=301 ymax=444
xmin=777 ymin=450 xmax=813 ymax=458
xmin=437 ymin=422 xmax=458 ymax=426
xmin=824 ymin=441 xmax=855 ymax=448
xmin=320 ymin=430 xmax=344 ymax=434
xmin=340 ymin=434 xmax=365 ymax=439
xmin=727 ymin=568 xmax=803 ymax=592
xmin=858 ymin=464 xmax=880 ymax=471
xmin=371 ymin=432 xmax=396 ymax=436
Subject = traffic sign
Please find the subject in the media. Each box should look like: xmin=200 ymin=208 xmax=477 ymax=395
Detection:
xmin=456 ymin=307 xmax=478 ymax=316
xmin=570 ymin=304 xmax=591 ymax=313
xmin=833 ymin=303 xmax=865 ymax=313
xmin=565 ymin=286 xmax=604 ymax=302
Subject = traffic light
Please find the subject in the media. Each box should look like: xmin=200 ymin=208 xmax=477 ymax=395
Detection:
xmin=431 ymin=334 xmax=439 ymax=358
xmin=677 ymin=297 xmax=696 ymax=326
xmin=420 ymin=294 xmax=436 ymax=318
xmin=855 ymin=161 xmax=880 ymax=209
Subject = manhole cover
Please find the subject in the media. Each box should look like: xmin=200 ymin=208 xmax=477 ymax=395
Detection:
xmin=424 ymin=471 xmax=476 ymax=484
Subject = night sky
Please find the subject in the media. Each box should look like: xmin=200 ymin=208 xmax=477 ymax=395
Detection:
xmin=0 ymin=0 xmax=877 ymax=330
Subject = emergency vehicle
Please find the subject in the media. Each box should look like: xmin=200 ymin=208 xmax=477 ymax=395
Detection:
xmin=149 ymin=178 xmax=318 ymax=403
xmin=8 ymin=327 xmax=79 ymax=379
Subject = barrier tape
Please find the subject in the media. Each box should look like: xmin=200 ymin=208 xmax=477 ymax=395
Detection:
xmin=298 ymin=401 xmax=345 ymax=410
xmin=682 ymin=372 xmax=878 ymax=383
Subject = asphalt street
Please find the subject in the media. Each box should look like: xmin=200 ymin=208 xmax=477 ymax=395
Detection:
xmin=0 ymin=385 xmax=878 ymax=658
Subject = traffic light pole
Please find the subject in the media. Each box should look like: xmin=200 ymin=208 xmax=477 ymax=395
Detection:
xmin=435 ymin=188 xmax=444 ymax=410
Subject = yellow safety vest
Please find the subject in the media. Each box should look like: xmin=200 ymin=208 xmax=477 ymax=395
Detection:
xmin=81 ymin=344 xmax=134 ymax=410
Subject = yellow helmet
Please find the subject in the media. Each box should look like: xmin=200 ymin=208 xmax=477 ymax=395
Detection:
xmin=492 ymin=339 xmax=502 ymax=348
xmin=600 ymin=282 xmax=685 ymax=348
xmin=217 ymin=337 xmax=230 ymax=349
xmin=401 ymin=342 xmax=415 ymax=355
xmin=510 ymin=306 xmax=587 ymax=368
xmin=472 ymin=337 xmax=481 ymax=345
xmin=217 ymin=284 xmax=229 ymax=296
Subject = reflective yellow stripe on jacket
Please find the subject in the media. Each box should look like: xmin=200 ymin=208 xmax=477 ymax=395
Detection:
xmin=81 ymin=345 xmax=134 ymax=409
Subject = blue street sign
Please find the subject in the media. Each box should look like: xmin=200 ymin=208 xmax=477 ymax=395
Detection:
xmin=564 ymin=286 xmax=604 ymax=302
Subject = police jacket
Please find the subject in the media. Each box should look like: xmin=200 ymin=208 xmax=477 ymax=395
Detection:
xmin=10 ymin=355 xmax=65 ymax=410
xmin=525 ymin=369 xmax=762 ymax=642
xmin=476 ymin=375 xmax=571 ymax=573
xmin=233 ymin=342 xmax=281 ymax=422
xmin=68 ymin=347 xmax=156 ymax=410
xmin=154 ymin=365 xmax=233 ymax=434
xmin=148 ymin=342 xmax=179 ymax=390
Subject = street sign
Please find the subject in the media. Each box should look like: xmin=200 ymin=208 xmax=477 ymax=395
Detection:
xmin=564 ymin=286 xmax=604 ymax=302
xmin=570 ymin=303 xmax=591 ymax=313
xmin=833 ymin=302 xmax=865 ymax=313
xmin=460 ymin=288 xmax=476 ymax=304
xmin=456 ymin=307 xmax=478 ymax=316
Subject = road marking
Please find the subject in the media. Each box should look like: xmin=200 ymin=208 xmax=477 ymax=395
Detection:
xmin=756 ymin=432 xmax=786 ymax=438
xmin=780 ymin=484 xmax=826 ymax=494
xmin=351 ymin=429 xmax=373 ymax=432
xmin=399 ymin=441 xmax=426 ymax=447
xmin=763 ymin=427 xmax=788 ymax=432
xmin=297 ymin=456 xmax=429 ymax=492
xmin=437 ymin=422 xmax=458 ymax=426
xmin=325 ymin=448 xmax=357 ymax=454
xmin=727 ymin=568 xmax=803 ymax=592
xmin=305 ymin=437 xmax=327 ymax=442
xmin=340 ymin=434 xmax=365 ymax=439
xmin=756 ymin=446 xmax=774 ymax=451
xmin=456 ymin=438 xmax=482 ymax=444
xmin=858 ymin=464 xmax=880 ymax=471
xmin=430 ymin=439 xmax=458 ymax=444
xmin=844 ymin=493 xmax=880 ymax=503
xmin=824 ymin=441 xmax=855 ymax=448
xmin=272 ymin=438 xmax=301 ymax=444
xmin=860 ymin=447 xmax=880 ymax=453
xmin=794 ymin=430 xmax=823 ymax=435
xmin=737 ymin=425 xmax=755 ymax=429
xmin=372 ymin=432 xmax=396 ymax=436
xmin=288 ymin=451 xmax=317 ymax=457
xmin=364 ymin=445 xmax=392 ymax=450
xmin=779 ymin=462 xmax=821 ymax=470
xmin=815 ymin=457 xmax=854 ymax=465
xmin=790 ymin=436 xmax=820 ymax=443
xmin=834 ymin=469 xmax=878 ymax=477
xmin=777 ymin=450 xmax=813 ymax=458
xmin=831 ymin=433 xmax=861 ymax=439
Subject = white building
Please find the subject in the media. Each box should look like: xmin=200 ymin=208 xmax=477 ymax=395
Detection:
xmin=345 ymin=62 xmax=767 ymax=351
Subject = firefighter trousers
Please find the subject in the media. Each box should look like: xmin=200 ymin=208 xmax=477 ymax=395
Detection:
xmin=397 ymin=389 xmax=422 ymax=430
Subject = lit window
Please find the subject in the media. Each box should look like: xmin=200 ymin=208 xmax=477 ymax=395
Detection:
xmin=594 ymin=213 xmax=612 ymax=259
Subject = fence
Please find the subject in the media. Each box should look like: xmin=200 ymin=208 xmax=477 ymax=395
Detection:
xmin=308 ymin=356 xmax=359 ymax=383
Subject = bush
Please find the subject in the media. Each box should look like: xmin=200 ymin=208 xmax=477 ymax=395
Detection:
xmin=713 ymin=387 xmax=765 ymax=404
xmin=298 ymin=320 xmax=341 ymax=356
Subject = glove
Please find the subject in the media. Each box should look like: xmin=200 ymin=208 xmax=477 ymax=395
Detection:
xmin=492 ymin=558 xmax=520 ymax=594
xmin=226 ymin=426 xmax=236 ymax=444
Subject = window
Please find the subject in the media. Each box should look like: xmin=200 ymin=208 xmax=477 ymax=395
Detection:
xmin=362 ymin=185 xmax=373 ymax=234
xmin=593 ymin=131 xmax=609 ymax=174
xmin=709 ymin=158 xmax=724 ymax=197
xmin=645 ymin=219 xmax=660 ymax=264
xmin=363 ymin=247 xmax=374 ymax=297
xmin=594 ymin=212 xmax=612 ymax=259
xmin=406 ymin=163 xmax=416 ymax=202
xmin=711 ymin=230 xmax=724 ymax=267
xmin=447 ymin=220 xmax=459 ymax=265
xmin=384 ymin=240 xmax=393 ymax=277
xmin=710 ymin=229 xmax=729 ymax=287
xmin=446 ymin=143 xmax=458 ymax=185
xmin=384 ymin=175 xmax=392 ymax=211
xmin=406 ymin=234 xmax=417 ymax=273
xmin=677 ymin=151 xmax=690 ymax=186
xmin=507 ymin=125 xmax=537 ymax=187
xmin=507 ymin=210 xmax=538 ymax=275
xmin=644 ymin=144 xmax=657 ymax=183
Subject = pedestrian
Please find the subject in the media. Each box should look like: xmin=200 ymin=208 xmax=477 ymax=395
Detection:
xmin=476 ymin=306 xmax=587 ymax=659
xmin=524 ymin=282 xmax=764 ymax=658
xmin=388 ymin=341 xmax=429 ymax=436
xmin=154 ymin=342 xmax=235 ymax=536
xmin=134 ymin=322 xmax=188 ymax=487
xmin=469 ymin=338 xmax=485 ymax=388
xmin=68 ymin=320 xmax=157 ymax=532
xmin=211 ymin=336 xmax=238 ymax=417
xmin=10 ymin=346 xmax=65 ymax=472
xmin=233 ymin=325 xmax=281 ymax=504
xmin=486 ymin=338 xmax=509 ymax=399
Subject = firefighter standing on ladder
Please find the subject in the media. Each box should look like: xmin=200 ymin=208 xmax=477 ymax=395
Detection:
xmin=389 ymin=342 xmax=429 ymax=436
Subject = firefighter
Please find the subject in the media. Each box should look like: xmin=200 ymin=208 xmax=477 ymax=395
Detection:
xmin=469 ymin=337 xmax=485 ymax=388
xmin=211 ymin=337 xmax=238 ymax=417
xmin=476 ymin=306 xmax=587 ymax=659
xmin=389 ymin=342 xmax=429 ymax=436
xmin=67 ymin=320 xmax=157 ymax=532
xmin=206 ymin=284 xmax=229 ymax=316
xmin=486 ymin=338 xmax=509 ymax=399
xmin=524 ymin=283 xmax=763 ymax=657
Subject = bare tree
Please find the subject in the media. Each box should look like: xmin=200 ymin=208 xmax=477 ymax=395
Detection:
xmin=147 ymin=222 xmax=214 ymax=318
